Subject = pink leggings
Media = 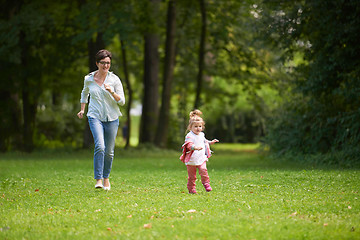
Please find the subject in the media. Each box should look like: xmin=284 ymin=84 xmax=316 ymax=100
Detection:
xmin=186 ymin=161 xmax=210 ymax=192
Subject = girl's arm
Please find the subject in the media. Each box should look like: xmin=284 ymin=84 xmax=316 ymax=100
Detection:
xmin=209 ymin=139 xmax=219 ymax=145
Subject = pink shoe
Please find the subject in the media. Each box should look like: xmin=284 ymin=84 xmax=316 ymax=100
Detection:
xmin=203 ymin=183 xmax=212 ymax=192
xmin=188 ymin=189 xmax=197 ymax=194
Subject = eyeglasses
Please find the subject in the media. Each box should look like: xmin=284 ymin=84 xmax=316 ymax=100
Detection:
xmin=99 ymin=61 xmax=111 ymax=65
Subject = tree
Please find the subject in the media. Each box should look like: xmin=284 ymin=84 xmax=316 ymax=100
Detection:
xmin=261 ymin=0 xmax=360 ymax=162
xmin=0 ymin=0 xmax=23 ymax=151
xmin=120 ymin=39 xmax=133 ymax=149
xmin=0 ymin=0 xmax=293 ymax=152
xmin=139 ymin=0 xmax=161 ymax=144
xmin=155 ymin=0 xmax=177 ymax=148
xmin=194 ymin=0 xmax=207 ymax=109
xmin=0 ymin=1 xmax=58 ymax=152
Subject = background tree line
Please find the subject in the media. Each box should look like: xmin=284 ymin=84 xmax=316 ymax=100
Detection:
xmin=261 ymin=0 xmax=360 ymax=165
xmin=1 ymin=0 xmax=359 ymax=165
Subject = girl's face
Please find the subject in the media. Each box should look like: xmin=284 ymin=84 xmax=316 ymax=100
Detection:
xmin=96 ymin=57 xmax=111 ymax=74
xmin=191 ymin=122 xmax=203 ymax=135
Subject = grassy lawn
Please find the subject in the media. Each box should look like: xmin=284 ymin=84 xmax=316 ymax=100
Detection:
xmin=0 ymin=144 xmax=359 ymax=239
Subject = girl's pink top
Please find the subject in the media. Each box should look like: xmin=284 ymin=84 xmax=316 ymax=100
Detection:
xmin=179 ymin=132 xmax=212 ymax=163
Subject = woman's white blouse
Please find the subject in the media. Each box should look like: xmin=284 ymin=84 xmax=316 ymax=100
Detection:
xmin=80 ymin=71 xmax=125 ymax=122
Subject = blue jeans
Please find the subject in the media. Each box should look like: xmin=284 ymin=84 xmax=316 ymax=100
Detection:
xmin=88 ymin=117 xmax=119 ymax=180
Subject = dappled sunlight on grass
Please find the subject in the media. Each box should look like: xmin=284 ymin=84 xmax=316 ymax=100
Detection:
xmin=212 ymin=143 xmax=261 ymax=152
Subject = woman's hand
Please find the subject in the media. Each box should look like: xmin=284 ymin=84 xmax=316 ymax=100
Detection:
xmin=77 ymin=110 xmax=85 ymax=119
xmin=104 ymin=83 xmax=121 ymax=102
xmin=104 ymin=84 xmax=113 ymax=93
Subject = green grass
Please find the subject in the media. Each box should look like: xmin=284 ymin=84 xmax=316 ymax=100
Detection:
xmin=1 ymin=144 xmax=359 ymax=240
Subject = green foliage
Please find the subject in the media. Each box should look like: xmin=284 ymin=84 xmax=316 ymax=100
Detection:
xmin=265 ymin=94 xmax=360 ymax=166
xmin=1 ymin=0 xmax=326 ymax=153
xmin=35 ymin=103 xmax=84 ymax=149
xmin=200 ymin=76 xmax=280 ymax=143
xmin=1 ymin=147 xmax=359 ymax=239
xmin=260 ymin=0 xmax=360 ymax=164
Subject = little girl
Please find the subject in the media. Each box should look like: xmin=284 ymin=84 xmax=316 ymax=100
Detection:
xmin=180 ymin=110 xmax=219 ymax=194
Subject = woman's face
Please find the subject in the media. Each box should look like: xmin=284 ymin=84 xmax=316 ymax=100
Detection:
xmin=96 ymin=57 xmax=111 ymax=73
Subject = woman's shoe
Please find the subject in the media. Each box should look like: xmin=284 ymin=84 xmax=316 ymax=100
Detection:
xmin=103 ymin=178 xmax=110 ymax=191
xmin=95 ymin=183 xmax=103 ymax=189
xmin=103 ymin=183 xmax=111 ymax=191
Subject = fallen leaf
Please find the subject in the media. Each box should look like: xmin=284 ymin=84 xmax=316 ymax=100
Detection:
xmin=323 ymin=223 xmax=328 ymax=226
xmin=150 ymin=215 xmax=154 ymax=219
xmin=348 ymin=206 xmax=352 ymax=209
xmin=127 ymin=215 xmax=132 ymax=218
xmin=107 ymin=228 xmax=112 ymax=231
xmin=144 ymin=223 xmax=152 ymax=229
xmin=95 ymin=209 xmax=101 ymax=212
xmin=289 ymin=212 xmax=297 ymax=217
xmin=35 ymin=189 xmax=39 ymax=192
xmin=187 ymin=209 xmax=196 ymax=213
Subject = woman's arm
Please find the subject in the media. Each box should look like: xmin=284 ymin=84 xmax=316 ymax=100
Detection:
xmin=105 ymin=84 xmax=121 ymax=102
xmin=77 ymin=103 xmax=86 ymax=119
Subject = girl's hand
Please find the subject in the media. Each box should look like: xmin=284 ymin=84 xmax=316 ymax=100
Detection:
xmin=193 ymin=146 xmax=203 ymax=151
xmin=211 ymin=139 xmax=219 ymax=144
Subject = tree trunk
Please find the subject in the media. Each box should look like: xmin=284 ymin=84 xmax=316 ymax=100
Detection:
xmin=194 ymin=0 xmax=207 ymax=109
xmin=20 ymin=31 xmax=37 ymax=152
xmin=120 ymin=39 xmax=132 ymax=149
xmin=83 ymin=32 xmax=105 ymax=148
xmin=0 ymin=91 xmax=22 ymax=152
xmin=139 ymin=0 xmax=160 ymax=144
xmin=0 ymin=1 xmax=25 ymax=152
xmin=155 ymin=0 xmax=177 ymax=148
xmin=22 ymin=88 xmax=37 ymax=152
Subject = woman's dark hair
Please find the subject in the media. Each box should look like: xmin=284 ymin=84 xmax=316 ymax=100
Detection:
xmin=95 ymin=49 xmax=112 ymax=63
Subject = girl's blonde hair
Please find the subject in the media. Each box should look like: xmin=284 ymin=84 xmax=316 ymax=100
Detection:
xmin=187 ymin=109 xmax=205 ymax=131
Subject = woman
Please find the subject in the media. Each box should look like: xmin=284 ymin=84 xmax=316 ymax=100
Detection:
xmin=77 ymin=49 xmax=125 ymax=191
